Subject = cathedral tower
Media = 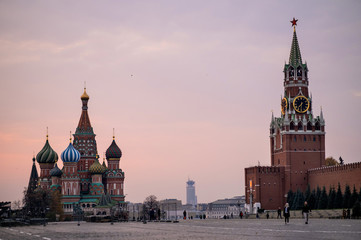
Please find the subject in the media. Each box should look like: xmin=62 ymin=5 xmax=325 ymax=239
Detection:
xmin=105 ymin=136 xmax=125 ymax=201
xmin=27 ymin=156 xmax=39 ymax=193
xmin=73 ymin=88 xmax=98 ymax=194
xmin=36 ymin=135 xmax=58 ymax=189
xmin=269 ymin=18 xmax=326 ymax=193
xmin=61 ymin=138 xmax=81 ymax=203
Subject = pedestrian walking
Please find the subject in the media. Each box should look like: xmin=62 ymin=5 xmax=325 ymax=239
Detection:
xmin=266 ymin=212 xmax=269 ymax=219
xmin=239 ymin=211 xmax=243 ymax=219
xmin=277 ymin=207 xmax=282 ymax=219
xmin=283 ymin=203 xmax=290 ymax=224
xmin=302 ymin=201 xmax=311 ymax=224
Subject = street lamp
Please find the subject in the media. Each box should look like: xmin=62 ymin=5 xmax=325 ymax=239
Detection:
xmin=142 ymin=204 xmax=147 ymax=224
xmin=173 ymin=202 xmax=179 ymax=223
xmin=110 ymin=206 xmax=114 ymax=225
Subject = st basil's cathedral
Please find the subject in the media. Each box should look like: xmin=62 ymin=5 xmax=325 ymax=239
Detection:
xmin=28 ymin=88 xmax=125 ymax=215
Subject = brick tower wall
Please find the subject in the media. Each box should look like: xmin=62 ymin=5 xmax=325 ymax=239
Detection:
xmin=245 ymin=166 xmax=285 ymax=210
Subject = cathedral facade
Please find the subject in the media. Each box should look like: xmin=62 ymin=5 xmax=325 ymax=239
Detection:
xmin=31 ymin=88 xmax=125 ymax=215
xmin=244 ymin=19 xmax=361 ymax=211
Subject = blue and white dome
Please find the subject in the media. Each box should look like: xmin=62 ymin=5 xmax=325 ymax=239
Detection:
xmin=61 ymin=142 xmax=81 ymax=162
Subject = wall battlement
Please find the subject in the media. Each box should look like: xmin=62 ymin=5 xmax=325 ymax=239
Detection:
xmin=308 ymin=162 xmax=361 ymax=175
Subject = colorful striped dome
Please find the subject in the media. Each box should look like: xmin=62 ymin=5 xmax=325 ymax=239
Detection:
xmin=89 ymin=159 xmax=106 ymax=174
xmin=61 ymin=142 xmax=81 ymax=162
xmin=36 ymin=139 xmax=58 ymax=164
xmin=106 ymin=139 xmax=122 ymax=159
xmin=50 ymin=163 xmax=63 ymax=177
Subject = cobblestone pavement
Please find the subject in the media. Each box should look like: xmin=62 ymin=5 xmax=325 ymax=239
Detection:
xmin=1 ymin=219 xmax=361 ymax=240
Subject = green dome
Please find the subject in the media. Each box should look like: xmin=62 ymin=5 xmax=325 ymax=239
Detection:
xmin=36 ymin=139 xmax=58 ymax=164
xmin=89 ymin=159 xmax=106 ymax=174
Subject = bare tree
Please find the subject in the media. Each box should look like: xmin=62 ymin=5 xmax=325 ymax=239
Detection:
xmin=12 ymin=200 xmax=22 ymax=210
xmin=143 ymin=195 xmax=159 ymax=220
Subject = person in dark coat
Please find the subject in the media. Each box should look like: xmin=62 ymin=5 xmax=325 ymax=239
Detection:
xmin=283 ymin=203 xmax=290 ymax=224
xmin=302 ymin=201 xmax=311 ymax=224
xmin=277 ymin=207 xmax=282 ymax=219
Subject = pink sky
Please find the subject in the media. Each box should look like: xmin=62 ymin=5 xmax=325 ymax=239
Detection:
xmin=0 ymin=1 xmax=360 ymax=204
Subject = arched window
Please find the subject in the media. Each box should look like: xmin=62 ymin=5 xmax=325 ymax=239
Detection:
xmin=298 ymin=122 xmax=303 ymax=131
xmin=315 ymin=121 xmax=320 ymax=131
xmin=297 ymin=66 xmax=302 ymax=77
xmin=290 ymin=122 xmax=295 ymax=130
xmin=307 ymin=122 xmax=312 ymax=131
xmin=289 ymin=67 xmax=294 ymax=77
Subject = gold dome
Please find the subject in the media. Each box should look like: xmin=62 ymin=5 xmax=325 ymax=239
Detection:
xmin=81 ymin=88 xmax=89 ymax=100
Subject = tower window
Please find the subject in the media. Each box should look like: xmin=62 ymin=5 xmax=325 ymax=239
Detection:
xmin=313 ymin=137 xmax=316 ymax=142
xmin=289 ymin=67 xmax=294 ymax=77
xmin=315 ymin=122 xmax=321 ymax=131
xmin=294 ymin=136 xmax=297 ymax=142
xmin=304 ymin=136 xmax=306 ymax=141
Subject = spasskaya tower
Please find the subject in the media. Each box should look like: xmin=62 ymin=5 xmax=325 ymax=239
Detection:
xmin=270 ymin=18 xmax=325 ymax=193
xmin=245 ymin=18 xmax=326 ymax=210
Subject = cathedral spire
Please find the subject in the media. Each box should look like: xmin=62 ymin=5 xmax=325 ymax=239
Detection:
xmin=27 ymin=156 xmax=39 ymax=193
xmin=289 ymin=18 xmax=302 ymax=67
xmin=76 ymin=88 xmax=94 ymax=134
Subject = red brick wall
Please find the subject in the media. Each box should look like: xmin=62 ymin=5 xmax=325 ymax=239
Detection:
xmin=308 ymin=162 xmax=361 ymax=192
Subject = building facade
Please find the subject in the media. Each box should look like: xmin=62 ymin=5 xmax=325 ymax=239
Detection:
xmin=31 ymin=88 xmax=126 ymax=215
xmin=244 ymin=19 xmax=361 ymax=211
xmin=186 ymin=179 xmax=197 ymax=207
xmin=206 ymin=196 xmax=245 ymax=219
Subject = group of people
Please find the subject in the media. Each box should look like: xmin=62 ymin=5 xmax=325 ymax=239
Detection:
xmin=277 ymin=201 xmax=311 ymax=224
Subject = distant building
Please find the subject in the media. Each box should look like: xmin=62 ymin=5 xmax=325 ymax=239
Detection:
xmin=186 ymin=179 xmax=197 ymax=207
xmin=160 ymin=199 xmax=183 ymax=220
xmin=206 ymin=196 xmax=245 ymax=219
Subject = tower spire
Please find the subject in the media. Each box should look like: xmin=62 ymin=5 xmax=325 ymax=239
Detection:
xmin=289 ymin=18 xmax=302 ymax=66
xmin=76 ymin=88 xmax=93 ymax=134
xmin=27 ymin=156 xmax=39 ymax=193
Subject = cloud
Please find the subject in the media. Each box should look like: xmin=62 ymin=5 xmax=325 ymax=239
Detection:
xmin=353 ymin=91 xmax=361 ymax=97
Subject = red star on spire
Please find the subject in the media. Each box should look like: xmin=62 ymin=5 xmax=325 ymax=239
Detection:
xmin=290 ymin=18 xmax=298 ymax=27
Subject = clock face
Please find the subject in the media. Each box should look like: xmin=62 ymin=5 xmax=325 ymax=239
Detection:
xmin=293 ymin=96 xmax=310 ymax=113
xmin=281 ymin=97 xmax=288 ymax=115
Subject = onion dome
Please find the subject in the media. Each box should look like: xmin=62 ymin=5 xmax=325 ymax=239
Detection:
xmin=89 ymin=158 xmax=106 ymax=174
xmin=61 ymin=142 xmax=81 ymax=163
xmin=81 ymin=88 xmax=89 ymax=100
xmin=36 ymin=137 xmax=58 ymax=164
xmin=106 ymin=137 xmax=122 ymax=159
xmin=50 ymin=163 xmax=63 ymax=177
